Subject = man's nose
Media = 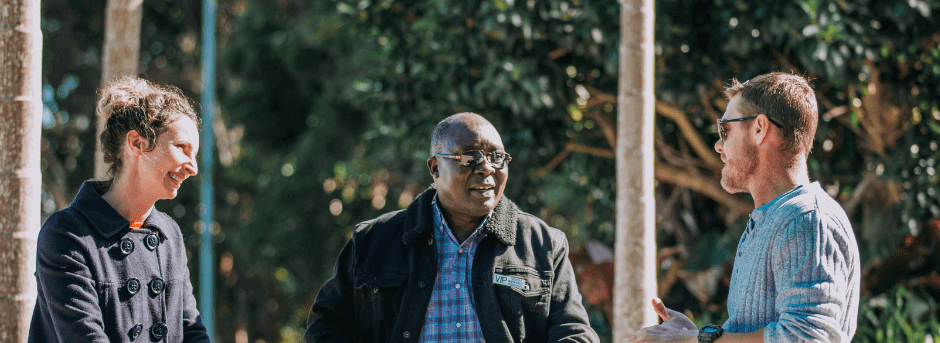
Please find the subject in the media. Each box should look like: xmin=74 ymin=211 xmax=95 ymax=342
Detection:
xmin=474 ymin=161 xmax=496 ymax=175
xmin=714 ymin=139 xmax=724 ymax=154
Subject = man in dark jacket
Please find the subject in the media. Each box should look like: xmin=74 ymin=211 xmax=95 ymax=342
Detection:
xmin=305 ymin=113 xmax=598 ymax=342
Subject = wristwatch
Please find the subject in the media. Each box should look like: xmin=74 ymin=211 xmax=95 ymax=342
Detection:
xmin=698 ymin=324 xmax=724 ymax=343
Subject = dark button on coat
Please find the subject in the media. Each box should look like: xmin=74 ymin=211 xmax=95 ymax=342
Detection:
xmin=29 ymin=181 xmax=210 ymax=343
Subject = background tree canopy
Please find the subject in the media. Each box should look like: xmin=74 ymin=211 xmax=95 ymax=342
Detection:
xmin=39 ymin=0 xmax=940 ymax=341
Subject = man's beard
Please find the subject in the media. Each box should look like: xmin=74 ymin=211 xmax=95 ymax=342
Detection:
xmin=720 ymin=141 xmax=758 ymax=194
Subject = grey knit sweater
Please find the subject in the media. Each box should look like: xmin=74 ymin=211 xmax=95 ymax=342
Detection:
xmin=723 ymin=182 xmax=860 ymax=342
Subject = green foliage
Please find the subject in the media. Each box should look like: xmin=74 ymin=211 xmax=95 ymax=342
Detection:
xmin=855 ymin=285 xmax=940 ymax=343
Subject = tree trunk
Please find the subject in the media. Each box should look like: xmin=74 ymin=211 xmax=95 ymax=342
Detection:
xmin=0 ymin=0 xmax=42 ymax=339
xmin=95 ymin=0 xmax=143 ymax=179
xmin=613 ymin=0 xmax=657 ymax=340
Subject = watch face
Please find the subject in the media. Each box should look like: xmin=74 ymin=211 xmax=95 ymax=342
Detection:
xmin=702 ymin=326 xmax=720 ymax=334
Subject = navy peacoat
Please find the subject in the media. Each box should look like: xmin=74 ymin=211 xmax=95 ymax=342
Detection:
xmin=29 ymin=181 xmax=210 ymax=343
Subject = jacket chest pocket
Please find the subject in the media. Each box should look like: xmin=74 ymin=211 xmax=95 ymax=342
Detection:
xmin=354 ymin=273 xmax=407 ymax=339
xmin=493 ymin=265 xmax=551 ymax=319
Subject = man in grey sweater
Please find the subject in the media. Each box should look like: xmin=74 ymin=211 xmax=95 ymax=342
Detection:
xmin=630 ymin=72 xmax=860 ymax=343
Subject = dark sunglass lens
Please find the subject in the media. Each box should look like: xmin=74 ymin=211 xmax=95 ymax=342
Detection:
xmin=462 ymin=151 xmax=486 ymax=165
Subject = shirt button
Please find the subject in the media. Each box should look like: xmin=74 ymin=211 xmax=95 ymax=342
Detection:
xmin=455 ymin=283 xmax=461 ymax=289
xmin=150 ymin=278 xmax=166 ymax=294
xmin=418 ymin=281 xmax=426 ymax=289
xmin=458 ymin=248 xmax=464 ymax=254
xmin=456 ymin=323 xmax=462 ymax=328
xmin=129 ymin=324 xmax=143 ymax=341
xmin=402 ymin=331 xmax=411 ymax=338
xmin=125 ymin=278 xmax=141 ymax=295
xmin=120 ymin=238 xmax=135 ymax=255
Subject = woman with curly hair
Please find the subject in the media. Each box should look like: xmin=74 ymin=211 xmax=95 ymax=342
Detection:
xmin=29 ymin=76 xmax=210 ymax=342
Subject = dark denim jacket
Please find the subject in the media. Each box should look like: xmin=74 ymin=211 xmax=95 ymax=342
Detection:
xmin=306 ymin=188 xmax=598 ymax=343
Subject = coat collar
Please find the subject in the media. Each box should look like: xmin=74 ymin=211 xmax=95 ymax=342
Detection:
xmin=401 ymin=186 xmax=518 ymax=246
xmin=71 ymin=180 xmax=172 ymax=238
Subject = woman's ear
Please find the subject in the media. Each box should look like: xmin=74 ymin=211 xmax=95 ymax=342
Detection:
xmin=125 ymin=130 xmax=149 ymax=155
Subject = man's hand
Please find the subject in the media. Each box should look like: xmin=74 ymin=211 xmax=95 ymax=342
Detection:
xmin=628 ymin=297 xmax=698 ymax=343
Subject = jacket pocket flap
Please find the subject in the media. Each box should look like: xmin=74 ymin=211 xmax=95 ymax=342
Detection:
xmin=355 ymin=273 xmax=407 ymax=289
xmin=493 ymin=265 xmax=551 ymax=296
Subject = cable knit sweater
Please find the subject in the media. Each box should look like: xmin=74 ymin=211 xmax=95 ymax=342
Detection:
xmin=723 ymin=182 xmax=860 ymax=342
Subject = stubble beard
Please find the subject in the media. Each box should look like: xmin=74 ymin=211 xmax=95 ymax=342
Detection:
xmin=720 ymin=142 xmax=758 ymax=194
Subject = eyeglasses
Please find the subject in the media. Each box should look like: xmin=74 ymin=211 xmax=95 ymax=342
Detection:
xmin=716 ymin=116 xmax=783 ymax=141
xmin=433 ymin=150 xmax=512 ymax=169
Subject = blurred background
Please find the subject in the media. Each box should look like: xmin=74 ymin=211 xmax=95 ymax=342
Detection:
xmin=38 ymin=0 xmax=940 ymax=341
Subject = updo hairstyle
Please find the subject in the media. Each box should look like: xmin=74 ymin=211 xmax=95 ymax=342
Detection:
xmin=96 ymin=76 xmax=200 ymax=178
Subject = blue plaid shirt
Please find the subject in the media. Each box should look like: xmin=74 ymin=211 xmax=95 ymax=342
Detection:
xmin=419 ymin=196 xmax=488 ymax=342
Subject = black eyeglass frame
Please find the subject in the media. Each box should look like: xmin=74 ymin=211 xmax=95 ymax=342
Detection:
xmin=433 ymin=150 xmax=512 ymax=169
xmin=716 ymin=115 xmax=783 ymax=141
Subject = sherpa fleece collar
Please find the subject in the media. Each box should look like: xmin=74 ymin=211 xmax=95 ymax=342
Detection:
xmin=401 ymin=186 xmax=518 ymax=246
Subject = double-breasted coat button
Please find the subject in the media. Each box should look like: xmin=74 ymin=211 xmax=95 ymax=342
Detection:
xmin=418 ymin=281 xmax=426 ymax=289
xmin=144 ymin=233 xmax=160 ymax=251
xmin=402 ymin=331 xmax=411 ymax=338
xmin=373 ymin=287 xmax=379 ymax=294
xmin=120 ymin=238 xmax=135 ymax=255
xmin=150 ymin=278 xmax=166 ymax=294
xmin=126 ymin=278 xmax=141 ymax=295
xmin=150 ymin=322 xmax=168 ymax=340
xmin=427 ymin=238 xmax=434 ymax=245
xmin=129 ymin=324 xmax=143 ymax=341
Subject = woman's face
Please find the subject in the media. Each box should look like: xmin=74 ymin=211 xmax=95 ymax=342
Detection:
xmin=139 ymin=116 xmax=199 ymax=200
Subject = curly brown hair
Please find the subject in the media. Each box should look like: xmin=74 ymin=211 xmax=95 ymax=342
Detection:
xmin=97 ymin=76 xmax=200 ymax=178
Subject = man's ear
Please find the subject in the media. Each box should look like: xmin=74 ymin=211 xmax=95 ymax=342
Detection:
xmin=753 ymin=115 xmax=771 ymax=145
xmin=428 ymin=157 xmax=439 ymax=178
xmin=126 ymin=130 xmax=150 ymax=155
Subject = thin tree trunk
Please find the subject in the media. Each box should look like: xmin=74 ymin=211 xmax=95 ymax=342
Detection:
xmin=613 ymin=0 xmax=657 ymax=340
xmin=0 ymin=0 xmax=42 ymax=339
xmin=95 ymin=0 xmax=143 ymax=179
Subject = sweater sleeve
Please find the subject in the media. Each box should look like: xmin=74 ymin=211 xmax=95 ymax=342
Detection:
xmin=764 ymin=211 xmax=855 ymax=343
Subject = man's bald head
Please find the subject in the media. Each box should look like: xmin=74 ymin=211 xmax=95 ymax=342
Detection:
xmin=430 ymin=113 xmax=497 ymax=155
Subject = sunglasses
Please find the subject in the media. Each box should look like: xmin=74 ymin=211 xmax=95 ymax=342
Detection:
xmin=716 ymin=116 xmax=783 ymax=141
xmin=433 ymin=150 xmax=512 ymax=169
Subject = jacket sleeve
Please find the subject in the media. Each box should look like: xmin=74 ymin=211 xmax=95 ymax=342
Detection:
xmin=181 ymin=251 xmax=212 ymax=343
xmin=33 ymin=220 xmax=109 ymax=342
xmin=305 ymin=237 xmax=357 ymax=343
xmin=546 ymin=231 xmax=600 ymax=343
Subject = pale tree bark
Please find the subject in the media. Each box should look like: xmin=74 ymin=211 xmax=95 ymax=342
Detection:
xmin=613 ymin=0 xmax=657 ymax=340
xmin=0 ymin=0 xmax=42 ymax=340
xmin=95 ymin=0 xmax=143 ymax=179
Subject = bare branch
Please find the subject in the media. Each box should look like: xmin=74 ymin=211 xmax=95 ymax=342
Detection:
xmin=655 ymin=163 xmax=752 ymax=217
xmin=654 ymin=100 xmax=724 ymax=172
xmin=532 ymin=144 xmax=574 ymax=179
xmin=567 ymin=142 xmax=615 ymax=159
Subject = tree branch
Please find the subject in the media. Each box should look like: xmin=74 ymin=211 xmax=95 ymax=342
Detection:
xmin=654 ymin=163 xmax=752 ymax=217
xmin=532 ymin=144 xmax=574 ymax=178
xmin=654 ymin=100 xmax=724 ymax=171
